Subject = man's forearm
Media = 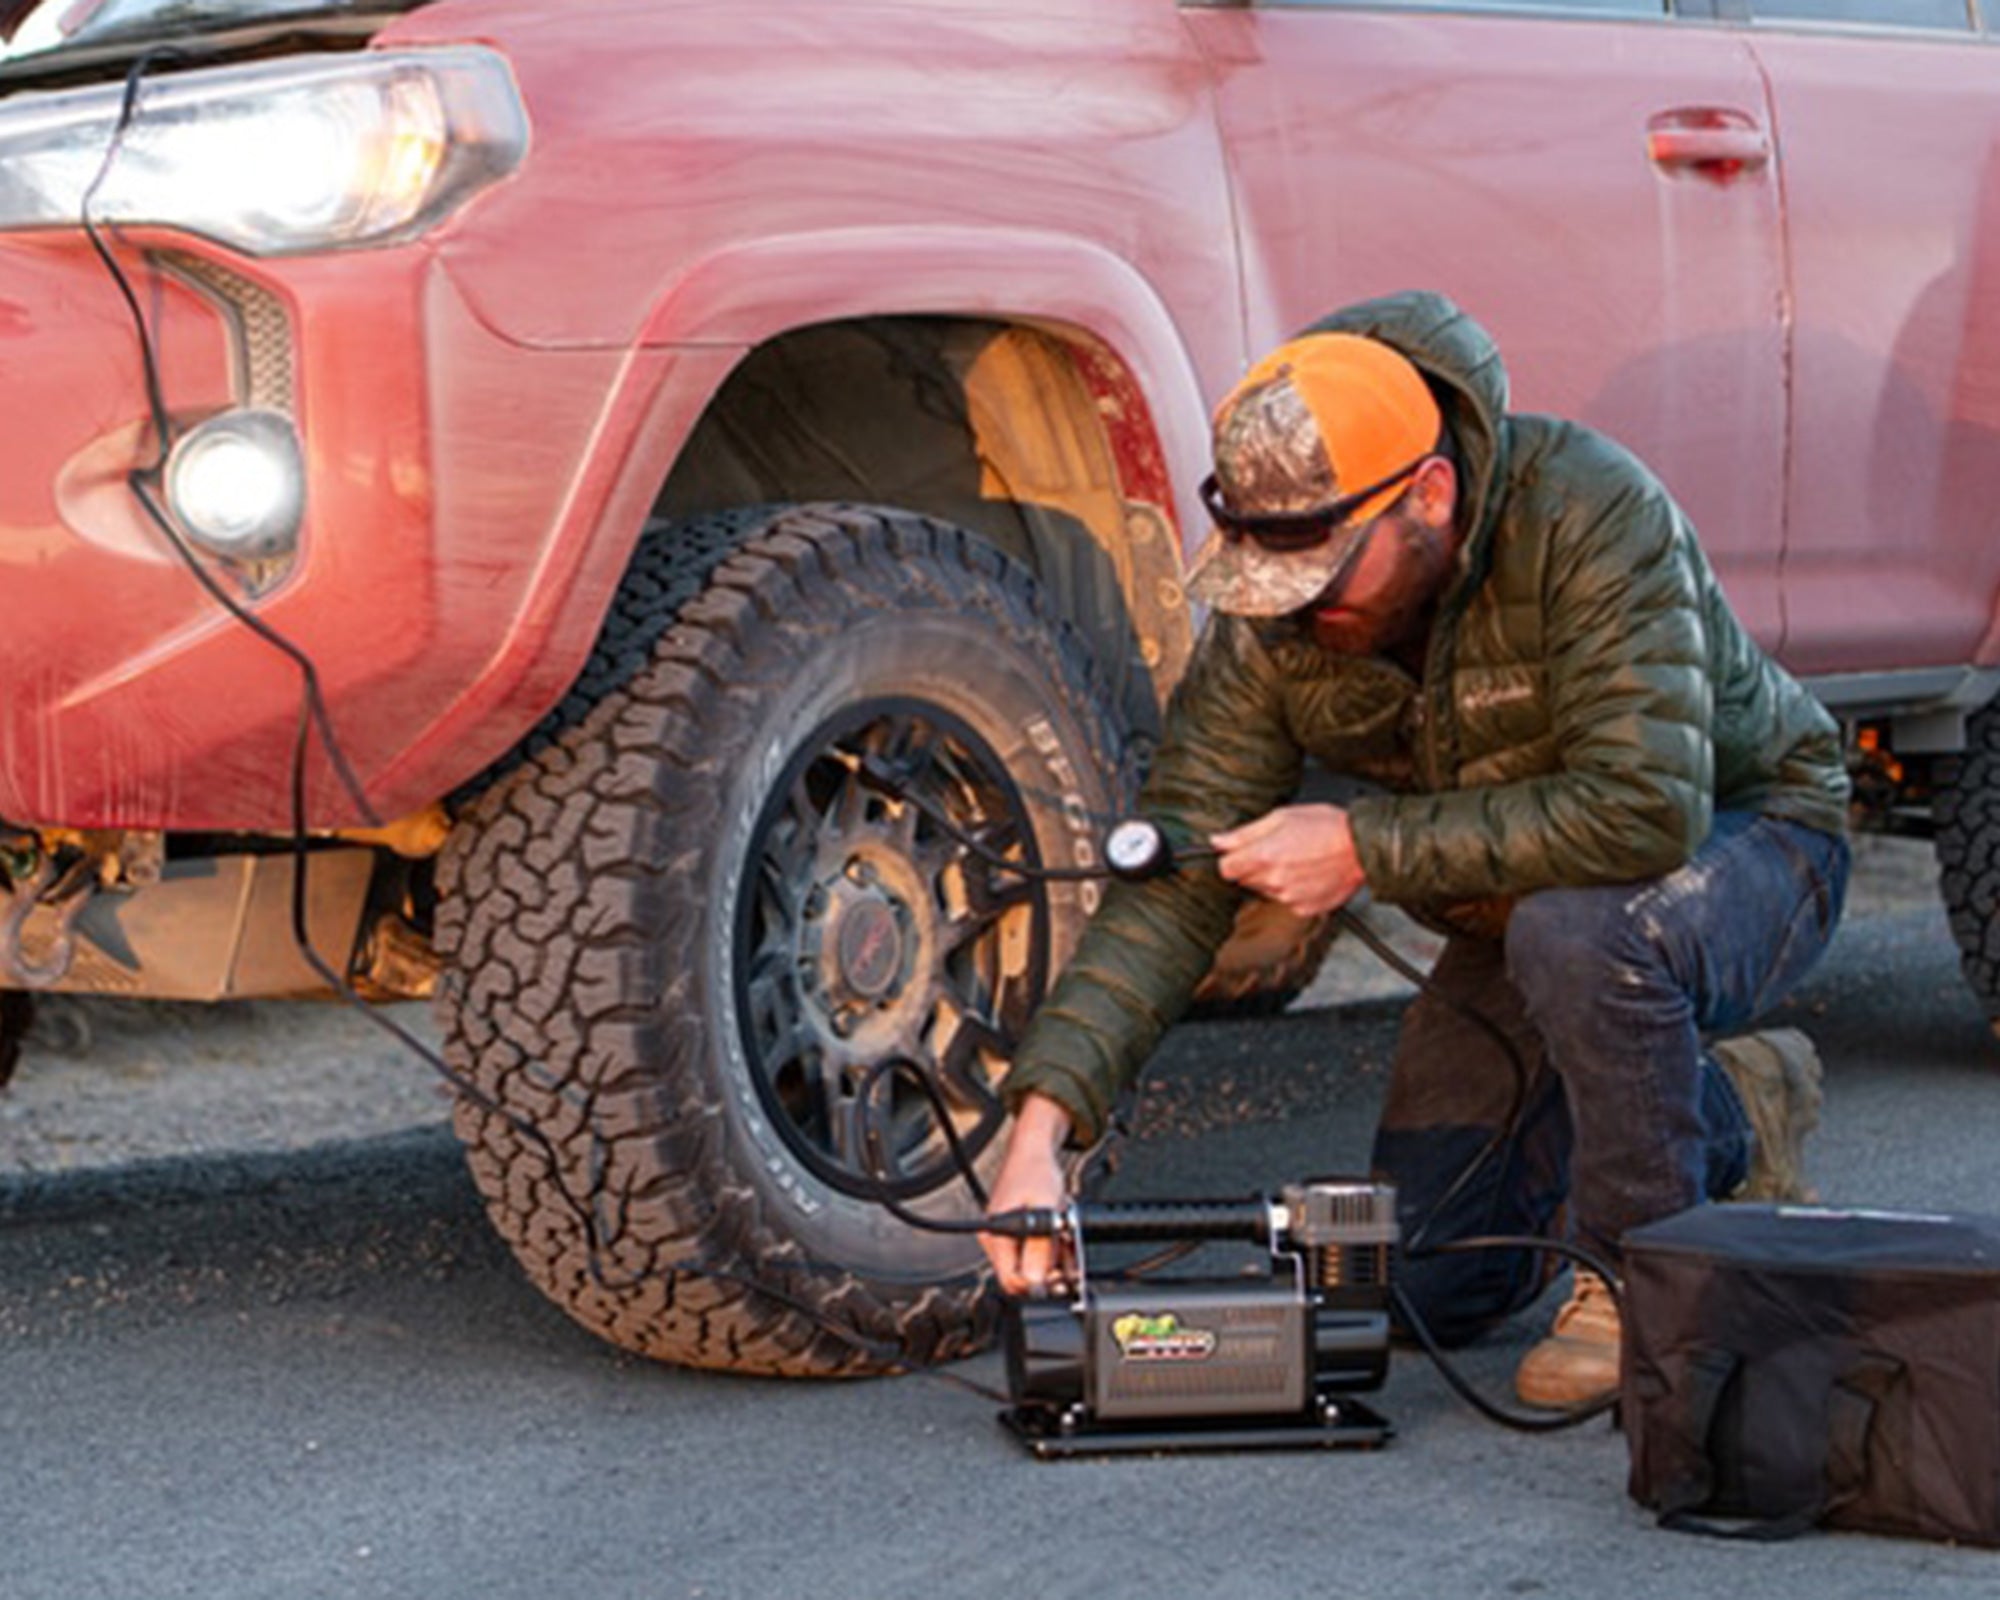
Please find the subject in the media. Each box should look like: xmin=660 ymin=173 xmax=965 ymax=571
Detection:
xmin=1009 ymin=1093 xmax=1074 ymax=1158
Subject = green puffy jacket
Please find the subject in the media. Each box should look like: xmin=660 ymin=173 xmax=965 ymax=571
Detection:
xmin=1001 ymin=291 xmax=1850 ymax=1145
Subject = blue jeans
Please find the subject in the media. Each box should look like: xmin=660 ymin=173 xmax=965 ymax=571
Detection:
xmin=1372 ymin=812 xmax=1851 ymax=1346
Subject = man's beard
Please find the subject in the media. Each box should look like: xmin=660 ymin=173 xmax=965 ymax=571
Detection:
xmin=1303 ymin=514 xmax=1449 ymax=657
xmin=1308 ymin=600 xmax=1433 ymax=657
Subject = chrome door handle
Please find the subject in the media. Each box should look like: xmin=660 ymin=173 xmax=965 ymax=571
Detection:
xmin=1647 ymin=110 xmax=1771 ymax=177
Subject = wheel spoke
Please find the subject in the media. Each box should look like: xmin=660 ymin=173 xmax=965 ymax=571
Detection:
xmin=881 ymin=713 xmax=945 ymax=784
xmin=937 ymin=894 xmax=1005 ymax=960
xmin=832 ymin=770 xmax=866 ymax=836
xmin=926 ymin=737 xmax=982 ymax=810
xmin=953 ymin=816 xmax=1038 ymax=900
xmin=888 ymin=787 xmax=925 ymax=853
xmin=932 ymin=999 xmax=1010 ymax=1114
xmin=756 ymin=810 xmax=814 ymax=917
xmin=827 ymin=1062 xmax=926 ymax=1180
xmin=746 ymin=987 xmax=814 ymax=1083
xmin=826 ymin=1084 xmax=870 ymax=1171
xmin=906 ymin=827 xmax=961 ymax=888
xmin=753 ymin=1016 xmax=833 ymax=1146
xmin=743 ymin=920 xmax=798 ymax=1000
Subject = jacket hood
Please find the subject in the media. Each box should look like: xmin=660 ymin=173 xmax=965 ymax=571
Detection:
xmin=1303 ymin=291 xmax=1510 ymax=559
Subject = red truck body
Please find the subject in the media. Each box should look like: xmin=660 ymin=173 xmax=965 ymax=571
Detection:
xmin=6 ymin=0 xmax=1998 ymax=831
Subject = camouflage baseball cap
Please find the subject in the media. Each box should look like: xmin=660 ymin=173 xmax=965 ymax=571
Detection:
xmin=1186 ymin=333 xmax=1442 ymax=617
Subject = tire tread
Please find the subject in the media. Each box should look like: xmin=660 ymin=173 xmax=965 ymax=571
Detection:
xmin=436 ymin=505 xmax=1125 ymax=1374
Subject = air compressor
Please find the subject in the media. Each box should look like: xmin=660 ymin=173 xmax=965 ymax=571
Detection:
xmin=996 ymin=1178 xmax=1400 ymax=1457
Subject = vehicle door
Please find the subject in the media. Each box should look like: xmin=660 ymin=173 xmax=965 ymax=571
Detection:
xmin=1743 ymin=0 xmax=2000 ymax=675
xmin=1180 ymin=0 xmax=1790 ymax=641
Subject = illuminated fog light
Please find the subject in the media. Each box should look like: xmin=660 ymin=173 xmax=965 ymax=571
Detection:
xmin=164 ymin=410 xmax=305 ymax=561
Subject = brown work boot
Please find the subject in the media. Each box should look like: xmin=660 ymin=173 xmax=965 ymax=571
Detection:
xmin=1515 ymin=1269 xmax=1620 ymax=1409
xmin=1712 ymin=1028 xmax=1824 ymax=1202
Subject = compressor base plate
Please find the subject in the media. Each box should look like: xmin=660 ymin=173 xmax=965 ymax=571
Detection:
xmin=997 ymin=1396 xmax=1393 ymax=1459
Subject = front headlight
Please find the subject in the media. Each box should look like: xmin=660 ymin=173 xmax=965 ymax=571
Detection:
xmin=0 ymin=46 xmax=527 ymax=255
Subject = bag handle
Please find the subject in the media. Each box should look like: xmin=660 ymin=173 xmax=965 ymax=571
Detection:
xmin=1823 ymin=1354 xmax=1906 ymax=1523
xmin=1655 ymin=1348 xmax=1904 ymax=1542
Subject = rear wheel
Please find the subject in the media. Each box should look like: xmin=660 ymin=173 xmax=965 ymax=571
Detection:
xmin=435 ymin=505 xmax=1129 ymax=1374
xmin=1937 ymin=700 xmax=2000 ymax=1032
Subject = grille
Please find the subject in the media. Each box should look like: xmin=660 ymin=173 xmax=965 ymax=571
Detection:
xmin=156 ymin=250 xmax=295 ymax=414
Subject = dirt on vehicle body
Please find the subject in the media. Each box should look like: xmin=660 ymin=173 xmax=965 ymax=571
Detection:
xmin=2 ymin=0 xmax=1997 ymax=1374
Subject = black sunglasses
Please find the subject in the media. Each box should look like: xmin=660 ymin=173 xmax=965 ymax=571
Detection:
xmin=1199 ymin=456 xmax=1427 ymax=553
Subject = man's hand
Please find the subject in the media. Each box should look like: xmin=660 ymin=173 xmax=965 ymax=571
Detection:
xmin=1212 ymin=802 xmax=1367 ymax=919
xmin=980 ymin=1094 xmax=1074 ymax=1296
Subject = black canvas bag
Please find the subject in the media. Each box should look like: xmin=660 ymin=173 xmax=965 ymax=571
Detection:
xmin=1621 ymin=1203 xmax=2000 ymax=1545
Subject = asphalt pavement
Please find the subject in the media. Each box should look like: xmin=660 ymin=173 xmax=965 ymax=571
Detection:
xmin=2 ymin=876 xmax=1998 ymax=1598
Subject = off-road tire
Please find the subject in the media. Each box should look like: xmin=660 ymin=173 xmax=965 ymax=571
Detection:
xmin=434 ymin=505 xmax=1129 ymax=1375
xmin=1937 ymin=699 xmax=2000 ymax=1031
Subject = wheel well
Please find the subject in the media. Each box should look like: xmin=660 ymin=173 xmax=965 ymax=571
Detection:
xmin=654 ymin=316 xmax=1192 ymax=741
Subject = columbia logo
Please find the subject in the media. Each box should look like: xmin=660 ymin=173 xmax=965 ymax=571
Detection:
xmin=1460 ymin=681 xmax=1536 ymax=715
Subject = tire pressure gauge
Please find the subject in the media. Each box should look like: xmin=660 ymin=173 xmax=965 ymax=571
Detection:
xmin=1105 ymin=817 xmax=1172 ymax=882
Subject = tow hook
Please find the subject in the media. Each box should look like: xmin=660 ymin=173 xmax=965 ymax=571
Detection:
xmin=0 ymin=852 xmax=94 ymax=989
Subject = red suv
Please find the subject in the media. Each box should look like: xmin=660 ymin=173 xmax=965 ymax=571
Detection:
xmin=2 ymin=0 xmax=1996 ymax=1375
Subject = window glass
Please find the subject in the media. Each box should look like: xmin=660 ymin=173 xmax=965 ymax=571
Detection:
xmin=1430 ymin=0 xmax=1666 ymax=11
xmin=1235 ymin=0 xmax=1669 ymax=16
xmin=1750 ymin=0 xmax=1972 ymax=28
xmin=1457 ymin=0 xmax=1667 ymax=10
